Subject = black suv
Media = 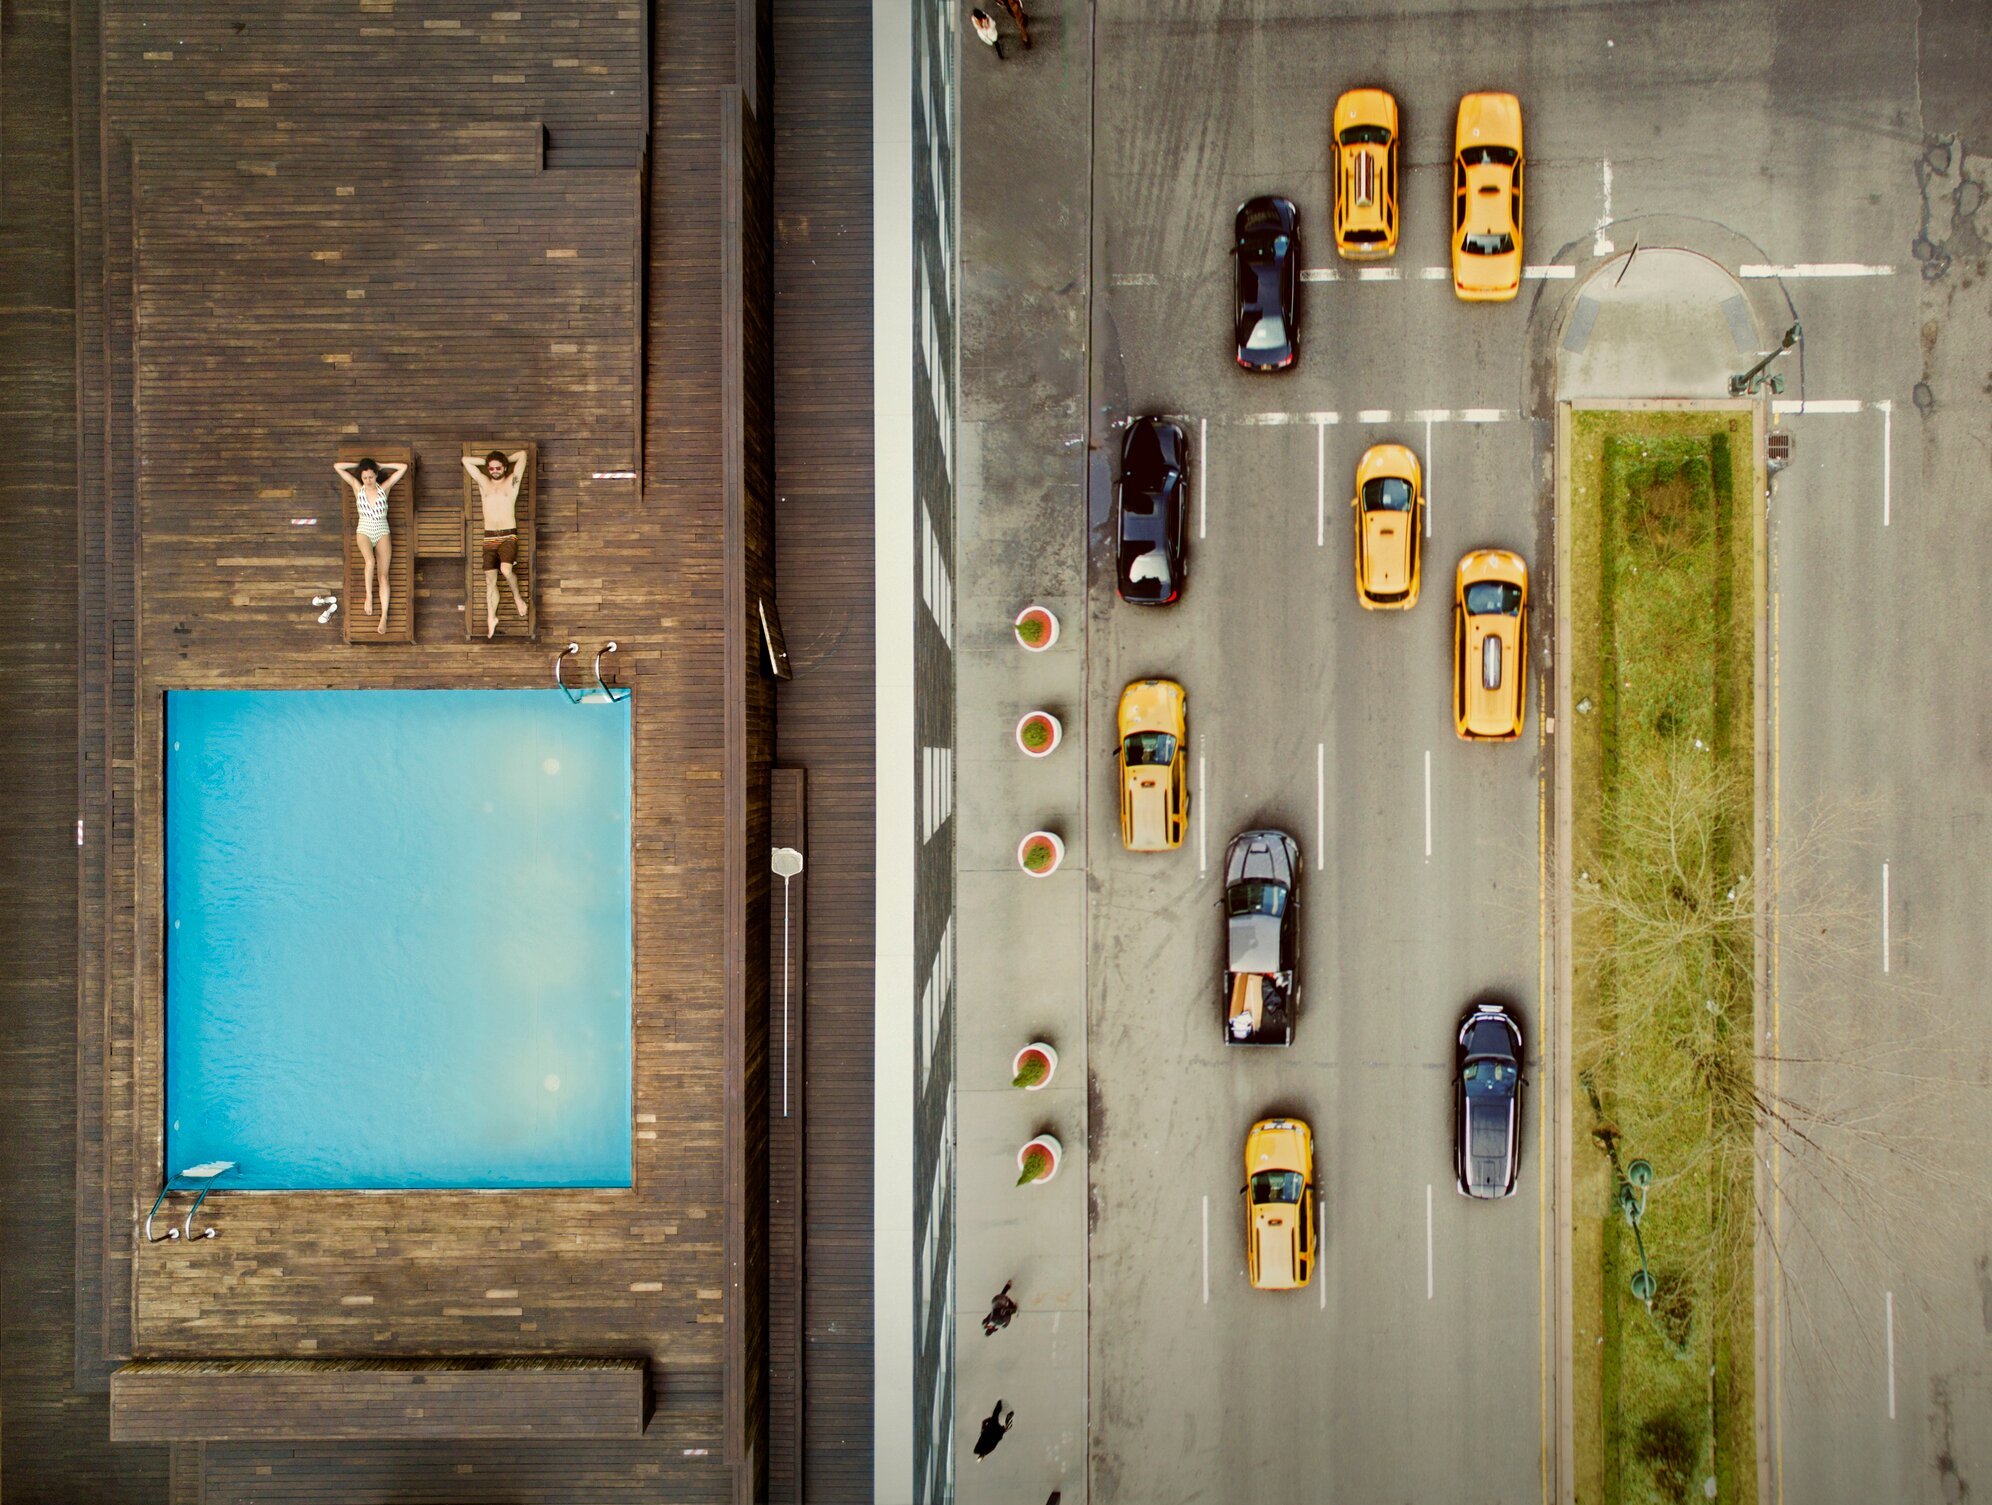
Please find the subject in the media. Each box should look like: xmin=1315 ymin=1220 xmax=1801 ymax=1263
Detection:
xmin=1232 ymin=196 xmax=1301 ymax=371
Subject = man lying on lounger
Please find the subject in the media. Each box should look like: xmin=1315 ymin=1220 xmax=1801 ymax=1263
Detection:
xmin=462 ymin=449 xmax=530 ymax=638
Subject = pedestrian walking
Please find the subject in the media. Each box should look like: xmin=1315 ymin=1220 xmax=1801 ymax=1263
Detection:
xmin=982 ymin=1279 xmax=1019 ymax=1335
xmin=973 ymin=1400 xmax=1014 ymax=1461
xmin=969 ymin=7 xmax=1005 ymax=59
xmin=996 ymin=0 xmax=1032 ymax=48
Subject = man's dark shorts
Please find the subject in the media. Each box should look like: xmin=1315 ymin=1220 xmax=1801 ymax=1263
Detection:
xmin=481 ymin=530 xmax=518 ymax=570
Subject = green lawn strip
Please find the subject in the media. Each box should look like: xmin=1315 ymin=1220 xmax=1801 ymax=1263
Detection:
xmin=1568 ymin=408 xmax=1758 ymax=1505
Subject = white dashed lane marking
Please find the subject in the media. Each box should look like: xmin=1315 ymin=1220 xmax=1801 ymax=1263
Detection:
xmin=1224 ymin=409 xmax=1513 ymax=428
xmin=1741 ymin=263 xmax=1897 ymax=278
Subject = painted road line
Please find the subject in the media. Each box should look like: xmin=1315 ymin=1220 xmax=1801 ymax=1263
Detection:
xmin=1523 ymin=265 xmax=1576 ymax=280
xmin=1238 ymin=410 xmax=1341 ymax=426
xmin=1413 ymin=408 xmax=1452 ymax=423
xmin=1110 ymin=272 xmax=1159 ymax=286
xmin=1419 ymin=265 xmax=1450 ymax=280
xmin=1881 ymin=861 xmax=1890 ymax=973
xmin=1357 ymin=266 xmax=1400 ymax=281
xmin=1885 ymin=1290 xmax=1896 ymax=1418
xmin=1356 ymin=408 xmax=1392 ymax=424
xmin=1198 ymin=745 xmax=1208 ymax=877
xmin=1300 ymin=267 xmax=1340 ymax=282
xmin=1320 ymin=1199 xmax=1328 ymax=1310
xmin=1425 ymin=417 xmax=1434 ymax=537
xmin=1426 ymin=1183 xmax=1434 ymax=1299
xmin=1880 ymin=399 xmax=1893 ymax=526
xmin=1199 ymin=418 xmax=1208 ymax=539
xmin=1316 ymin=420 xmax=1326 ymax=547
xmin=1316 ymin=743 xmax=1326 ymax=868
xmin=1740 ymin=263 xmax=1897 ymax=278
xmin=1771 ymin=586 xmax=1786 ymax=1504
xmin=1772 ymin=397 xmax=1865 ymax=415
xmin=1593 ymin=160 xmax=1615 ymax=256
xmin=1460 ymin=408 xmax=1507 ymax=423
xmin=1202 ymin=1195 xmax=1211 ymax=1305
xmin=1537 ymin=711 xmax=1552 ymax=1505
xmin=1424 ymin=750 xmax=1433 ymax=861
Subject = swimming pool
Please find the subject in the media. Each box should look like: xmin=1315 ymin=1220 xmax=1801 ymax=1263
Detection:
xmin=164 ymin=689 xmax=632 ymax=1189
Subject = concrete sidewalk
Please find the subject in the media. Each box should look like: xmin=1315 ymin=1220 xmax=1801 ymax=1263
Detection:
xmin=951 ymin=0 xmax=1094 ymax=1498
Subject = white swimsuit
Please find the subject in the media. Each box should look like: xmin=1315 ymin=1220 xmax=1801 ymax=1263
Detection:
xmin=356 ymin=484 xmax=390 ymax=543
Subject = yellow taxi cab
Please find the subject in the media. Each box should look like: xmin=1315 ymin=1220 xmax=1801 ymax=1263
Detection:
xmin=1451 ymin=92 xmax=1524 ymax=302
xmin=1453 ymin=550 xmax=1528 ymax=741
xmin=1351 ymin=442 xmax=1423 ymax=609
xmin=1244 ymin=1117 xmax=1316 ymax=1291
xmin=1333 ymin=88 xmax=1399 ymax=260
xmin=1117 ymin=678 xmax=1188 ymax=851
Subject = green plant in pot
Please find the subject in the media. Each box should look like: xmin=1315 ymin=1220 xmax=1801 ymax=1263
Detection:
xmin=1012 ymin=1042 xmax=1058 ymax=1089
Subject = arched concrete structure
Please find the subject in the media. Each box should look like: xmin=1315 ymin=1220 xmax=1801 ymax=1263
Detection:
xmin=1555 ymin=247 xmax=1761 ymax=400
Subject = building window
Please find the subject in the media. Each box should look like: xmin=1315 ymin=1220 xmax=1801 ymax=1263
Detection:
xmin=920 ymin=504 xmax=953 ymax=646
xmin=920 ymin=914 xmax=954 ymax=1085
xmin=921 ymin=744 xmax=953 ymax=841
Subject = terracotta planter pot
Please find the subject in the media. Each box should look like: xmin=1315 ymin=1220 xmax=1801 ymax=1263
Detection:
xmin=1017 ymin=830 xmax=1064 ymax=877
xmin=1011 ymin=1042 xmax=1059 ymax=1090
xmin=1016 ymin=1134 xmax=1064 ymax=1186
xmin=1014 ymin=605 xmax=1059 ymax=652
xmin=1015 ymin=711 xmax=1063 ymax=758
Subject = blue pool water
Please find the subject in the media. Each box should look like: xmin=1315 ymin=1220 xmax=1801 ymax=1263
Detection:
xmin=165 ymin=689 xmax=632 ymax=1189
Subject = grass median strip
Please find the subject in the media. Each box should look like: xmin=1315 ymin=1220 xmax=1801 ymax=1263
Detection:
xmin=1568 ymin=408 xmax=1758 ymax=1505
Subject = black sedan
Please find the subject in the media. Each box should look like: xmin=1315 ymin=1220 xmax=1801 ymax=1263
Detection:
xmin=1115 ymin=416 xmax=1190 ymax=604
xmin=1454 ymin=1004 xmax=1524 ymax=1199
xmin=1233 ymin=196 xmax=1301 ymax=371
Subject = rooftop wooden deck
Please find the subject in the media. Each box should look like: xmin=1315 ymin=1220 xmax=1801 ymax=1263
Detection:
xmin=2 ymin=0 xmax=883 ymax=1495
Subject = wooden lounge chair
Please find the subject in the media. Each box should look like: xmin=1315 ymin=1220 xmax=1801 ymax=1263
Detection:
xmin=462 ymin=441 xmax=537 ymax=641
xmin=336 ymin=443 xmax=414 ymax=644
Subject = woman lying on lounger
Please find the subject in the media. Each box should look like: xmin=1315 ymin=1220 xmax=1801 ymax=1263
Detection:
xmin=334 ymin=456 xmax=408 ymax=633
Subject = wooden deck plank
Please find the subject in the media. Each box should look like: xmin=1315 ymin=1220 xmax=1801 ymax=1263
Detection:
xmin=111 ymin=1358 xmax=651 ymax=1443
xmin=0 ymin=0 xmax=166 ymax=1494
xmin=770 ymin=0 xmax=877 ymax=1494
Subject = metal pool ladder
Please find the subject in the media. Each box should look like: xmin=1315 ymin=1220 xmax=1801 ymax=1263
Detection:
xmin=143 ymin=1160 xmax=237 ymax=1243
xmin=554 ymin=640 xmax=630 ymax=704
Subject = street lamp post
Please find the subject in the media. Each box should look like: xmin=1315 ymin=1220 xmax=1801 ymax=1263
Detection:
xmin=1620 ymin=1158 xmax=1656 ymax=1305
xmin=1729 ymin=321 xmax=1802 ymax=397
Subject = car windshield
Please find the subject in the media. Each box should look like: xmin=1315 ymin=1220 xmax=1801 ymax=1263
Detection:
xmin=1227 ymin=879 xmax=1286 ymax=918
xmin=1463 ymin=1058 xmax=1518 ymax=1096
xmin=1363 ymin=476 xmax=1413 ymax=512
xmin=1339 ymin=124 xmax=1391 ymax=147
xmin=1460 ymin=230 xmax=1515 ymax=256
xmin=1251 ymin=1170 xmax=1305 ymax=1204
xmin=1244 ymin=315 xmax=1286 ymax=352
xmin=1465 ymin=580 xmax=1524 ymax=615
xmin=1460 ymin=145 xmax=1517 ymax=167
xmin=1122 ymin=731 xmax=1176 ymax=767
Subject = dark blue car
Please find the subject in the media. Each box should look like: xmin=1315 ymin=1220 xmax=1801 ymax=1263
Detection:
xmin=1455 ymin=1003 xmax=1524 ymax=1198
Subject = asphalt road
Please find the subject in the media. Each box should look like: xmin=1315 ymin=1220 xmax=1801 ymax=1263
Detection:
xmin=1071 ymin=2 xmax=1991 ymax=1503
xmin=1083 ymin=8 xmax=1554 ymax=1502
